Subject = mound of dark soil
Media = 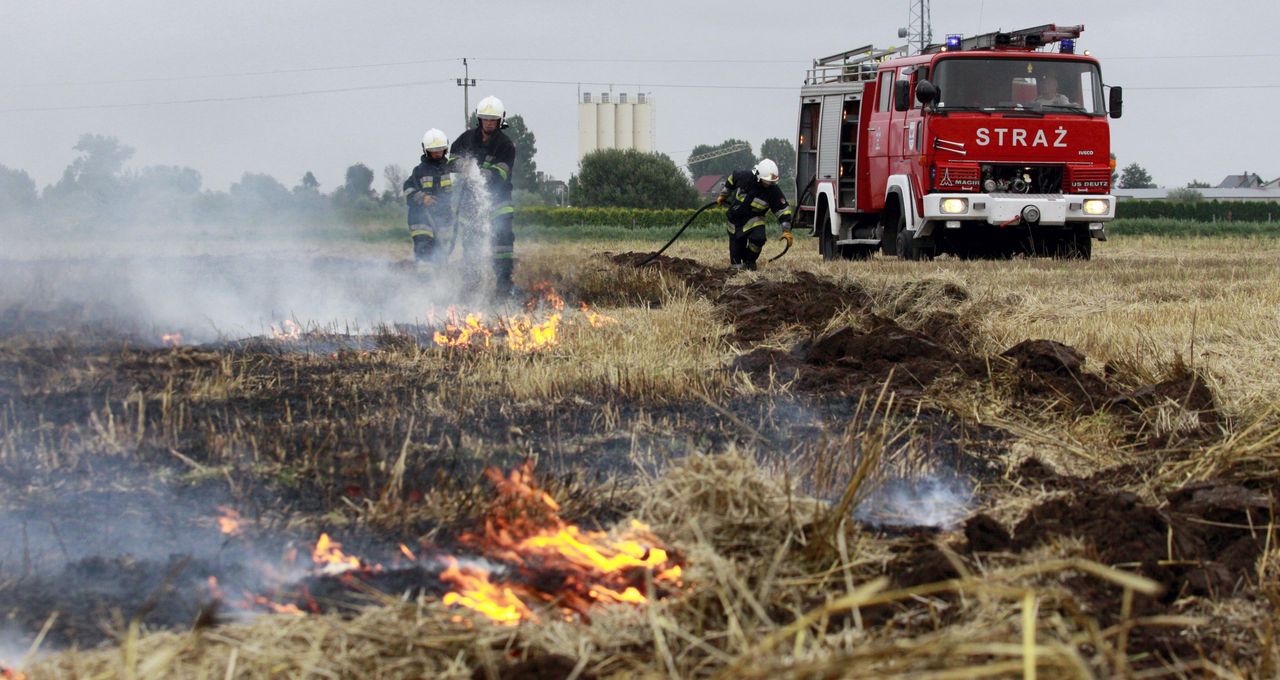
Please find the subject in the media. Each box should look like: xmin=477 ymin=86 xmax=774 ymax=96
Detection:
xmin=715 ymin=272 xmax=871 ymax=343
xmin=733 ymin=316 xmax=977 ymax=395
xmin=1000 ymin=339 xmax=1119 ymax=411
xmin=1011 ymin=482 xmax=1272 ymax=602
xmin=1107 ymin=368 xmax=1223 ymax=440
xmin=608 ymin=252 xmax=732 ymax=295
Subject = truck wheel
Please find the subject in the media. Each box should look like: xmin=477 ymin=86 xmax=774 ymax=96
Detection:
xmin=896 ymin=213 xmax=933 ymax=260
xmin=819 ymin=211 xmax=838 ymax=261
xmin=1066 ymin=228 xmax=1093 ymax=260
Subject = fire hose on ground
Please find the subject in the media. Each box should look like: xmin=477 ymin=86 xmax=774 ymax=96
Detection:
xmin=640 ymin=201 xmax=793 ymax=266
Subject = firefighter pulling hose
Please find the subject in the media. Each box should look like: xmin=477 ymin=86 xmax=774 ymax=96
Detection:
xmin=718 ymin=159 xmax=794 ymax=270
xmin=640 ymin=158 xmax=793 ymax=268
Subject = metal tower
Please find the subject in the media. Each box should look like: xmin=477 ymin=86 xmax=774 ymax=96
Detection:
xmin=906 ymin=0 xmax=932 ymax=54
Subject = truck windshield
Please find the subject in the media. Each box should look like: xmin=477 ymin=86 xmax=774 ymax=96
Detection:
xmin=933 ymin=58 xmax=1104 ymax=115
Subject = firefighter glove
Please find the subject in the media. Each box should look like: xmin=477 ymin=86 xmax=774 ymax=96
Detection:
xmin=419 ymin=195 xmax=436 ymax=207
xmin=780 ymin=230 xmax=793 ymax=246
xmin=716 ymin=194 xmax=726 ymax=206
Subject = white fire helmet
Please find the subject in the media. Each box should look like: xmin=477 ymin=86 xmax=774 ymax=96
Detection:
xmin=421 ymin=128 xmax=449 ymax=153
xmin=753 ymin=158 xmax=780 ymax=184
xmin=475 ymin=95 xmax=505 ymax=122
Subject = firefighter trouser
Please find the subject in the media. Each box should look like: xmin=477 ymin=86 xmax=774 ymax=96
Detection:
xmin=456 ymin=202 xmax=515 ymax=292
xmin=409 ymin=225 xmax=437 ymax=263
xmin=728 ymin=219 xmax=767 ymax=270
xmin=491 ymin=208 xmax=515 ymax=291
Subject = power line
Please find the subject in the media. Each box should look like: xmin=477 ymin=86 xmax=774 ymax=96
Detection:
xmin=481 ymin=77 xmax=793 ymax=91
xmin=2 ymin=58 xmax=461 ymax=90
xmin=0 ymin=78 xmax=452 ymax=113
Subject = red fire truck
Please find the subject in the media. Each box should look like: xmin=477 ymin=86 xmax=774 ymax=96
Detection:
xmin=794 ymin=25 xmax=1122 ymax=260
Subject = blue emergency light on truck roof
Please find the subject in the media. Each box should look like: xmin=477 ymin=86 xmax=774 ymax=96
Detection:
xmin=1060 ymin=38 xmax=1075 ymax=54
xmin=946 ymin=34 xmax=962 ymax=49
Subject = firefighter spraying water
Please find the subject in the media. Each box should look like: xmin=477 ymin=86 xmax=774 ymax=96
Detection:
xmin=450 ymin=95 xmax=518 ymax=299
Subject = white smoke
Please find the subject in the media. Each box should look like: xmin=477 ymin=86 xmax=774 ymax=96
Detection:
xmin=854 ymin=475 xmax=973 ymax=529
xmin=0 ymin=158 xmax=514 ymax=344
xmin=0 ymin=626 xmax=35 ymax=673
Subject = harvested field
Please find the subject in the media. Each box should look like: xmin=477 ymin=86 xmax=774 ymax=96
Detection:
xmin=2 ymin=236 xmax=1279 ymax=678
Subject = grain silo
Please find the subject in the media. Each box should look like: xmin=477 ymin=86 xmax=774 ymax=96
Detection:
xmin=578 ymin=92 xmax=656 ymax=161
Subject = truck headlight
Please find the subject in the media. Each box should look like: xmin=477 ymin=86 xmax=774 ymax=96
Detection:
xmin=940 ymin=198 xmax=968 ymax=214
xmin=1082 ymin=199 xmax=1109 ymax=216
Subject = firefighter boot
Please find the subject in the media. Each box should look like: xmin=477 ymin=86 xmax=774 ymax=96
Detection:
xmin=412 ymin=233 xmax=436 ymax=270
xmin=492 ymin=256 xmax=516 ymax=300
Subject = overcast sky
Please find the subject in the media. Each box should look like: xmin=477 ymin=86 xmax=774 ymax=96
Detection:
xmin=2 ymin=1 xmax=1277 ymax=193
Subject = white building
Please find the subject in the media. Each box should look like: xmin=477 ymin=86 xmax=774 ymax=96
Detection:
xmin=578 ymin=92 xmax=655 ymax=161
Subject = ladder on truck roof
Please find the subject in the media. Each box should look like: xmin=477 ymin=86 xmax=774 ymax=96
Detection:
xmin=805 ymin=45 xmax=907 ymax=85
xmin=922 ymin=24 xmax=1083 ymax=53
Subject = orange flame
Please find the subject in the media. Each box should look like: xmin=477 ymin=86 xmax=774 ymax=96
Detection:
xmin=160 ymin=332 xmax=183 ymax=347
xmin=439 ymin=462 xmax=684 ymax=624
xmin=505 ymin=313 xmax=561 ymax=352
xmin=246 ymin=594 xmax=305 ymax=616
xmin=1 ymin=667 xmax=26 ymax=680
xmin=439 ymin=557 xmax=535 ymax=625
xmin=579 ymin=302 xmax=617 ymax=327
xmin=526 ymin=282 xmax=565 ymax=312
xmin=216 ymin=506 xmax=243 ymax=536
xmin=312 ymin=533 xmax=363 ymax=575
xmin=399 ymin=544 xmax=417 ymax=561
xmin=271 ymin=319 xmax=302 ymax=341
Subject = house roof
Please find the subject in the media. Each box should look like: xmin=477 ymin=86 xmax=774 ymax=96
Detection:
xmin=693 ymin=174 xmax=726 ymax=194
xmin=1215 ymin=173 xmax=1265 ymax=189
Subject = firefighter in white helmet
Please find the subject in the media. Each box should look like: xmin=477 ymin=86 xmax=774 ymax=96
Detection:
xmin=716 ymin=158 xmax=794 ymax=270
xmin=402 ymin=128 xmax=455 ymax=266
xmin=449 ymin=95 xmax=518 ymax=297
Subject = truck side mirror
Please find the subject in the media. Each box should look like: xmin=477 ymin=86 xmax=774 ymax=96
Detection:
xmin=893 ymin=80 xmax=911 ymax=111
xmin=915 ymin=80 xmax=938 ymax=106
xmin=1108 ymin=86 xmax=1123 ymax=119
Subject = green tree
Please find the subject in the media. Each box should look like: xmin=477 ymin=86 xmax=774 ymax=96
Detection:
xmin=229 ymin=172 xmax=292 ymax=215
xmin=296 ymin=171 xmax=321 ymax=193
xmin=1186 ymin=180 xmax=1211 ymax=189
xmin=1167 ymin=187 xmax=1204 ymax=202
xmin=1118 ymin=163 xmax=1156 ymax=189
xmin=46 ymin=134 xmax=135 ymax=200
xmin=570 ymin=149 xmax=697 ymax=209
xmin=760 ymin=138 xmax=796 ymax=178
xmin=335 ymin=163 xmax=375 ymax=203
xmin=0 ymin=164 xmax=38 ymax=216
xmin=760 ymin=137 xmax=797 ymax=196
xmin=504 ymin=115 xmax=538 ymax=192
xmin=382 ymin=164 xmax=406 ymax=202
xmin=687 ymin=139 xmax=755 ymax=179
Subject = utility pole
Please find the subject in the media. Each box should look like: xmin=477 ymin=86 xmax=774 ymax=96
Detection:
xmin=456 ymin=58 xmax=476 ymax=129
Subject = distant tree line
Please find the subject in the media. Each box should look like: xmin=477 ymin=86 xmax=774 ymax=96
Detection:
xmin=567 ymin=136 xmax=799 ymax=210
xmin=0 ymin=116 xmax=556 ymax=227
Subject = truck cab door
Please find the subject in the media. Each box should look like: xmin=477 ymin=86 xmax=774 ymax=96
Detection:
xmin=865 ymin=69 xmax=895 ymax=211
xmin=891 ymin=66 xmax=926 ymax=181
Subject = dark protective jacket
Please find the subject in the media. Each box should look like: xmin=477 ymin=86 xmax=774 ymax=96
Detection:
xmin=449 ymin=127 xmax=516 ymax=202
xmin=718 ymin=170 xmax=794 ymax=233
xmin=403 ymin=154 xmax=455 ymax=228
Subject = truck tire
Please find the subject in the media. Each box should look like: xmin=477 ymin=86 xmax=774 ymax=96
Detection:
xmin=895 ymin=213 xmax=933 ymax=261
xmin=819 ymin=211 xmax=838 ymax=261
xmin=1053 ymin=227 xmax=1092 ymax=260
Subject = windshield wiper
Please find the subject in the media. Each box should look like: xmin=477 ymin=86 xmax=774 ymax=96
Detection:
xmin=935 ymin=105 xmax=992 ymax=114
xmin=1039 ymin=104 xmax=1092 ymax=114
